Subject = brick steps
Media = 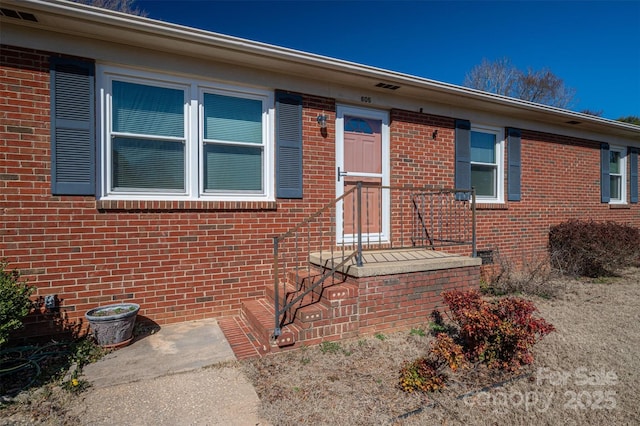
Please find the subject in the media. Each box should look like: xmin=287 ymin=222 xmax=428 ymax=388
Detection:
xmin=266 ymin=286 xmax=331 ymax=326
xmin=218 ymin=260 xmax=481 ymax=360
xmin=241 ymin=298 xmax=302 ymax=350
xmin=218 ymin=269 xmax=360 ymax=359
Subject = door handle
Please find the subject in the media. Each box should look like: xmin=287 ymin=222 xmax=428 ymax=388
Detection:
xmin=337 ymin=167 xmax=349 ymax=182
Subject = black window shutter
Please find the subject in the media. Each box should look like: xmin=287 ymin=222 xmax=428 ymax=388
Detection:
xmin=600 ymin=142 xmax=610 ymax=203
xmin=630 ymin=147 xmax=638 ymax=204
xmin=507 ymin=128 xmax=522 ymax=201
xmin=454 ymin=119 xmax=471 ymax=200
xmin=275 ymin=90 xmax=303 ymax=198
xmin=50 ymin=57 xmax=95 ymax=195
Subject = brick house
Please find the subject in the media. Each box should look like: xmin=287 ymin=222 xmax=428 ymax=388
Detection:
xmin=1 ymin=1 xmax=638 ymax=355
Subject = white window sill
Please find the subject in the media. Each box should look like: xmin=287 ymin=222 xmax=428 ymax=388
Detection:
xmin=96 ymin=199 xmax=277 ymax=211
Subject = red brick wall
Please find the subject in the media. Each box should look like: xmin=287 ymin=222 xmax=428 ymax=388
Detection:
xmin=390 ymin=109 xmax=455 ymax=188
xmin=389 ymin=108 xmax=639 ymax=268
xmin=474 ymin=129 xmax=639 ymax=270
xmin=357 ymin=266 xmax=479 ymax=336
xmin=1 ymin=45 xmax=638 ymax=339
xmin=0 ymin=45 xmax=340 ymax=338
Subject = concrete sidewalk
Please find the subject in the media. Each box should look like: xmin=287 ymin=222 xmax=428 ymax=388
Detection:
xmin=70 ymin=319 xmax=269 ymax=425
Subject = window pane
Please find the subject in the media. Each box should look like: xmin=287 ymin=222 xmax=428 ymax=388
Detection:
xmin=471 ymin=164 xmax=496 ymax=197
xmin=204 ymin=144 xmax=262 ymax=191
xmin=112 ymin=137 xmax=184 ymax=191
xmin=113 ymin=81 xmax=184 ymax=137
xmin=471 ymin=131 xmax=496 ymax=163
xmin=610 ymin=175 xmax=621 ymax=200
xmin=345 ymin=116 xmax=380 ymax=134
xmin=204 ymin=94 xmax=262 ymax=144
xmin=609 ymin=151 xmax=621 ymax=174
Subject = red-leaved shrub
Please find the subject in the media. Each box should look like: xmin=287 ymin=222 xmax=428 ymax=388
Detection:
xmin=442 ymin=289 xmax=555 ymax=371
xmin=400 ymin=289 xmax=555 ymax=393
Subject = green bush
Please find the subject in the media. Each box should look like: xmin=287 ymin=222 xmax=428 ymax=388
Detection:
xmin=549 ymin=220 xmax=640 ymax=277
xmin=0 ymin=259 xmax=35 ymax=347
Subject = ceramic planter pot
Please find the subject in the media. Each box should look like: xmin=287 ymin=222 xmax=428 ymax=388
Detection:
xmin=85 ymin=303 xmax=140 ymax=348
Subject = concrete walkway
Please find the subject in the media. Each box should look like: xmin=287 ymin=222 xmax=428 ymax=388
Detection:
xmin=69 ymin=319 xmax=269 ymax=425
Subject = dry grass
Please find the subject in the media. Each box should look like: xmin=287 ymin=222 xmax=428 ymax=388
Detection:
xmin=2 ymin=268 xmax=638 ymax=425
xmin=242 ymin=267 xmax=640 ymax=425
xmin=0 ymin=385 xmax=79 ymax=425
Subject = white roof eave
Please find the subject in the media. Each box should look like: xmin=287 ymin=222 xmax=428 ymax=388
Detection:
xmin=3 ymin=0 xmax=640 ymax=140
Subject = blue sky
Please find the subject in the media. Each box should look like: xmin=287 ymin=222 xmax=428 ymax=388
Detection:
xmin=137 ymin=0 xmax=640 ymax=120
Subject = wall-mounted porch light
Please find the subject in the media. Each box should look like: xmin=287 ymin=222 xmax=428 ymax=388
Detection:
xmin=317 ymin=112 xmax=328 ymax=129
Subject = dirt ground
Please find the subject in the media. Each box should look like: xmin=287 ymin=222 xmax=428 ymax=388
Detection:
xmin=242 ymin=267 xmax=640 ymax=425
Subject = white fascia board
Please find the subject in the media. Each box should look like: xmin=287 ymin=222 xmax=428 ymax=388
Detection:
xmin=3 ymin=0 xmax=640 ymax=142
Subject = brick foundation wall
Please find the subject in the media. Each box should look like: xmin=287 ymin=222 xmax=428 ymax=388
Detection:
xmin=1 ymin=45 xmax=638 ymax=340
xmin=290 ymin=265 xmax=480 ymax=347
xmin=356 ymin=266 xmax=479 ymax=335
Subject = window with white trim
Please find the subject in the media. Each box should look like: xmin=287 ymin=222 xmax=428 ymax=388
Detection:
xmin=99 ymin=67 xmax=273 ymax=201
xmin=202 ymin=91 xmax=264 ymax=193
xmin=609 ymin=146 xmax=626 ymax=203
xmin=470 ymin=125 xmax=504 ymax=202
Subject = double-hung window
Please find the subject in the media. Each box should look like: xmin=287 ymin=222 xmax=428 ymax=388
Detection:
xmin=202 ymin=91 xmax=264 ymax=193
xmin=100 ymin=67 xmax=273 ymax=200
xmin=470 ymin=125 xmax=504 ymax=202
xmin=111 ymin=80 xmax=187 ymax=192
xmin=609 ymin=146 xmax=626 ymax=203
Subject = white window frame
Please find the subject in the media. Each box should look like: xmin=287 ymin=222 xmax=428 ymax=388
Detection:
xmin=609 ymin=145 xmax=627 ymax=204
xmin=470 ymin=124 xmax=505 ymax=203
xmin=97 ymin=65 xmax=274 ymax=201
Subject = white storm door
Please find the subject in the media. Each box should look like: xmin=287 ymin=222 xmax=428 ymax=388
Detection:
xmin=336 ymin=105 xmax=390 ymax=244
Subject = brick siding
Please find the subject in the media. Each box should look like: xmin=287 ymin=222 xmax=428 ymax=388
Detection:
xmin=1 ymin=45 xmax=638 ymax=339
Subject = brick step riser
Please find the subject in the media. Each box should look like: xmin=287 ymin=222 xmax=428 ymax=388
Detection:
xmin=278 ymin=296 xmax=359 ymax=333
xmin=280 ymin=274 xmax=359 ymax=302
xmin=268 ymin=286 xmax=359 ymax=325
xmin=240 ymin=302 xmax=274 ymax=351
xmin=265 ymin=285 xmax=327 ymax=324
xmin=266 ymin=272 xmax=359 ymax=324
xmin=241 ymin=299 xmax=303 ymax=350
xmin=266 ymin=283 xmax=324 ymax=308
xmin=286 ymin=269 xmax=348 ymax=291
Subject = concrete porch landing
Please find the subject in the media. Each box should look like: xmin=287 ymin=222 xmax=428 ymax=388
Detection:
xmin=310 ymin=248 xmax=481 ymax=277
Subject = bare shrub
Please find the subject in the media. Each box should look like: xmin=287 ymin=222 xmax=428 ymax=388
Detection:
xmin=481 ymin=250 xmax=562 ymax=298
xmin=549 ymin=219 xmax=640 ymax=277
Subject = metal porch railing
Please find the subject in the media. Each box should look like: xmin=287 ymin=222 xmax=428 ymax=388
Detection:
xmin=272 ymin=183 xmax=476 ymax=338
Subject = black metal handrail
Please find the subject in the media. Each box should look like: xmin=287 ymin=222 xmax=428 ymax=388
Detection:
xmin=272 ymin=184 xmax=475 ymax=338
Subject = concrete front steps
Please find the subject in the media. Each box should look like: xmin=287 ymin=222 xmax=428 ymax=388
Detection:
xmin=219 ymin=249 xmax=481 ymax=360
